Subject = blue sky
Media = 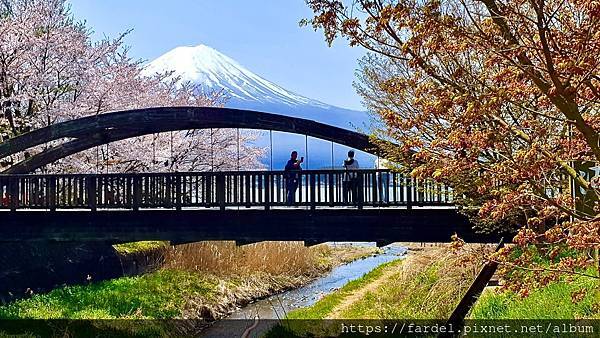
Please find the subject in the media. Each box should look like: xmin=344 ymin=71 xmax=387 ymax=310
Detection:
xmin=69 ymin=0 xmax=366 ymax=111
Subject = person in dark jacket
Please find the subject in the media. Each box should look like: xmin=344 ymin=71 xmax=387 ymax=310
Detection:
xmin=343 ymin=150 xmax=360 ymax=204
xmin=284 ymin=151 xmax=303 ymax=205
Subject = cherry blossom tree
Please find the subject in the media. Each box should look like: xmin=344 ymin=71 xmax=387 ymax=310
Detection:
xmin=303 ymin=0 xmax=600 ymax=289
xmin=0 ymin=0 xmax=265 ymax=173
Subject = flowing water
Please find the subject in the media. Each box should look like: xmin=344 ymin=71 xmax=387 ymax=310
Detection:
xmin=202 ymin=243 xmax=406 ymax=337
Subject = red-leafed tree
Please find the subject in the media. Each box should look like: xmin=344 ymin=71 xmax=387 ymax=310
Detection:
xmin=303 ymin=0 xmax=600 ymax=289
xmin=0 ymin=0 xmax=264 ymax=173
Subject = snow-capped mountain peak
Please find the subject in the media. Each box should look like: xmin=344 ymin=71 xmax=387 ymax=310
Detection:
xmin=143 ymin=44 xmax=327 ymax=108
xmin=143 ymin=44 xmax=371 ymax=167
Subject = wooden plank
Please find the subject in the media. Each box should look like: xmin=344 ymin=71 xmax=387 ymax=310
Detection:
xmin=264 ymin=173 xmax=270 ymax=210
xmin=9 ymin=176 xmax=18 ymax=211
xmin=442 ymin=239 xmax=505 ymax=337
xmin=87 ymin=176 xmax=97 ymax=211
xmin=216 ymin=173 xmax=225 ymax=211
xmin=48 ymin=176 xmax=56 ymax=211
xmin=133 ymin=176 xmax=141 ymax=211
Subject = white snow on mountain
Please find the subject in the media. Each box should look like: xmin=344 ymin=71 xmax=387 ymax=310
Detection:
xmin=142 ymin=44 xmax=367 ymax=128
xmin=143 ymin=44 xmax=331 ymax=108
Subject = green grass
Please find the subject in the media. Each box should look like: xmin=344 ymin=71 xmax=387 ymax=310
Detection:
xmin=112 ymin=241 xmax=168 ymax=255
xmin=0 ymin=269 xmax=220 ymax=336
xmin=0 ymin=334 xmax=36 ymax=338
xmin=471 ymin=245 xmax=600 ymax=320
xmin=470 ymin=274 xmax=600 ymax=319
xmin=287 ymin=258 xmax=403 ymax=320
xmin=275 ymin=247 xmax=600 ymax=338
xmin=0 ymin=269 xmax=217 ymax=319
xmin=336 ymin=260 xmax=456 ymax=319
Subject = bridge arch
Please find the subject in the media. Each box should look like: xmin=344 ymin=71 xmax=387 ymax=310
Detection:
xmin=0 ymin=107 xmax=383 ymax=174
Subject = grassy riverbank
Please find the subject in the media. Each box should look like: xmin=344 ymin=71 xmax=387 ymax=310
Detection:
xmin=279 ymin=243 xmax=599 ymax=336
xmin=286 ymin=244 xmax=486 ymax=321
xmin=267 ymin=245 xmax=481 ymax=337
xmin=0 ymin=242 xmax=377 ymax=325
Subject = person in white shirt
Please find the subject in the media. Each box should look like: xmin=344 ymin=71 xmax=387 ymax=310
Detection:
xmin=376 ymin=158 xmax=390 ymax=204
xmin=343 ymin=150 xmax=360 ymax=204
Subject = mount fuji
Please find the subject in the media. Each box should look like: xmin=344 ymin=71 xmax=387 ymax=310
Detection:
xmin=143 ymin=44 xmax=373 ymax=168
xmin=143 ymin=44 xmax=368 ymax=128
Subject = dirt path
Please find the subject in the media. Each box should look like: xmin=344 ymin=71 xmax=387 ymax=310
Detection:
xmin=327 ymin=257 xmax=404 ymax=319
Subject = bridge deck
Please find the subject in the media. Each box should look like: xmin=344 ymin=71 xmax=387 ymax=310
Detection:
xmin=0 ymin=208 xmax=503 ymax=244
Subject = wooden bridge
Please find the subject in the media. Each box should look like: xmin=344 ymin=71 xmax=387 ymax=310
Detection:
xmin=0 ymin=107 xmax=507 ymax=244
xmin=0 ymin=169 xmax=503 ymax=244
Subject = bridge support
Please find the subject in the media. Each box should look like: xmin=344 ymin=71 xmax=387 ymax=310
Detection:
xmin=303 ymin=240 xmax=325 ymax=247
xmin=0 ymin=209 xmax=507 ymax=244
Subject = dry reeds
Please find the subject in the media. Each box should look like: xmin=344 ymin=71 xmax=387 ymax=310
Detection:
xmin=371 ymin=244 xmax=495 ymax=319
xmin=163 ymin=241 xmax=332 ymax=277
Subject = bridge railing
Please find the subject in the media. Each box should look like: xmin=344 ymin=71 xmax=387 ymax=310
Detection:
xmin=0 ymin=170 xmax=453 ymax=211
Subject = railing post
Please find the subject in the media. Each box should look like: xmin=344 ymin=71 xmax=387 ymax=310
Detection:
xmin=357 ymin=172 xmax=364 ymax=210
xmin=165 ymin=175 xmax=172 ymax=208
xmin=87 ymin=176 xmax=97 ymax=211
xmin=371 ymin=171 xmax=378 ymax=206
xmin=133 ymin=175 xmax=141 ymax=211
xmin=264 ymin=172 xmax=271 ymax=210
xmin=48 ymin=176 xmax=56 ymax=211
xmin=175 ymin=174 xmax=182 ymax=210
xmin=328 ymin=172 xmax=334 ymax=207
xmin=9 ymin=176 xmax=18 ymax=211
xmin=244 ymin=173 xmax=251 ymax=208
xmin=406 ymin=176 xmax=413 ymax=210
xmin=205 ymin=174 xmax=212 ymax=208
xmin=216 ymin=173 xmax=226 ymax=210
xmin=310 ymin=173 xmax=316 ymax=210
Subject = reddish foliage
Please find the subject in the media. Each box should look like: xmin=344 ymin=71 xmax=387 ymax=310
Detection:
xmin=305 ymin=0 xmax=600 ymax=290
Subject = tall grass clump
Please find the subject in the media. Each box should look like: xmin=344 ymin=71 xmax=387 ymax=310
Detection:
xmin=163 ymin=241 xmax=333 ymax=277
xmin=354 ymin=245 xmax=491 ymax=319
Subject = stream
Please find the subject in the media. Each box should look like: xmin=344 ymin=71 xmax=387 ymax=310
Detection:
xmin=202 ymin=242 xmax=406 ymax=337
